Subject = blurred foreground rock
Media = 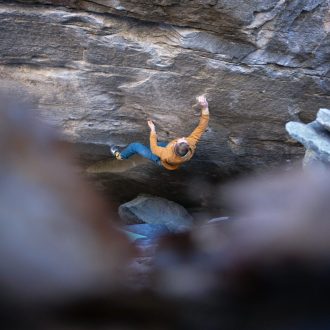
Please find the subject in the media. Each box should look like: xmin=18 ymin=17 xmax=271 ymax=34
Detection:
xmin=0 ymin=94 xmax=133 ymax=309
xmin=119 ymin=195 xmax=193 ymax=232
xmin=149 ymin=168 xmax=330 ymax=329
xmin=286 ymin=108 xmax=330 ymax=167
xmin=36 ymin=167 xmax=330 ymax=330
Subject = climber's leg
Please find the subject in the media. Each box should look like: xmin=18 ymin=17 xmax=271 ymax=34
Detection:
xmin=119 ymin=142 xmax=160 ymax=164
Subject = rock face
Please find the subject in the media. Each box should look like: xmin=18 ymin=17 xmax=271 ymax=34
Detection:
xmin=1 ymin=0 xmax=330 ymax=207
xmin=119 ymin=195 xmax=193 ymax=232
xmin=286 ymin=108 xmax=330 ymax=167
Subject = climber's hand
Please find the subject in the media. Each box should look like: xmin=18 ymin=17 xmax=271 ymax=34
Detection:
xmin=148 ymin=120 xmax=156 ymax=132
xmin=197 ymin=95 xmax=208 ymax=109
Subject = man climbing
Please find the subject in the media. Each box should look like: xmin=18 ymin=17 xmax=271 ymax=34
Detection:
xmin=110 ymin=95 xmax=209 ymax=170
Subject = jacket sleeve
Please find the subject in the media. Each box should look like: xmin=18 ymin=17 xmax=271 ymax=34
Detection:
xmin=186 ymin=113 xmax=209 ymax=147
xmin=150 ymin=131 xmax=165 ymax=158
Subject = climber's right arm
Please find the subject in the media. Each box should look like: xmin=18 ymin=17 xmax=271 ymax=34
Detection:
xmin=186 ymin=95 xmax=209 ymax=146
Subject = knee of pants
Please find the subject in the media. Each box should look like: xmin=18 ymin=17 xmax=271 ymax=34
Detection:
xmin=121 ymin=142 xmax=143 ymax=159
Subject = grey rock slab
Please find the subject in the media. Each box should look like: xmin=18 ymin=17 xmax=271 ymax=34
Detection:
xmin=316 ymin=108 xmax=330 ymax=133
xmin=286 ymin=121 xmax=330 ymax=164
xmin=119 ymin=195 xmax=194 ymax=233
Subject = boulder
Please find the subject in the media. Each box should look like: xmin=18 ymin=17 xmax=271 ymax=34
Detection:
xmin=286 ymin=108 xmax=330 ymax=167
xmin=316 ymin=108 xmax=330 ymax=133
xmin=119 ymin=195 xmax=193 ymax=232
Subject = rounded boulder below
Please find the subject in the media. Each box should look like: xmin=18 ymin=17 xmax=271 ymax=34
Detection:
xmin=118 ymin=195 xmax=194 ymax=233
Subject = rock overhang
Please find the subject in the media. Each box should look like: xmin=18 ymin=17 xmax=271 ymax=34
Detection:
xmin=1 ymin=0 xmax=330 ymax=208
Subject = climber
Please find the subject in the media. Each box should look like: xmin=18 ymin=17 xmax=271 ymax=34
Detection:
xmin=110 ymin=95 xmax=209 ymax=170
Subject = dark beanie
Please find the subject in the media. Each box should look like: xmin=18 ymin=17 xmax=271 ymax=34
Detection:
xmin=175 ymin=142 xmax=190 ymax=157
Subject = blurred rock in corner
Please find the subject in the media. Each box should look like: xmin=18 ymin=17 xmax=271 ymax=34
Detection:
xmin=151 ymin=168 xmax=330 ymax=329
xmin=0 ymin=91 xmax=133 ymax=306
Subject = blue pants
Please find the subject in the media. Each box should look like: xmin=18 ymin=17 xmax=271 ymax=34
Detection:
xmin=120 ymin=142 xmax=168 ymax=165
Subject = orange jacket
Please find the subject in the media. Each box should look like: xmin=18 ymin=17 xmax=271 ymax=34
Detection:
xmin=150 ymin=113 xmax=209 ymax=170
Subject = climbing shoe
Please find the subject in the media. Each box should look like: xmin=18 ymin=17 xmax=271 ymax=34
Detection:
xmin=110 ymin=145 xmax=122 ymax=160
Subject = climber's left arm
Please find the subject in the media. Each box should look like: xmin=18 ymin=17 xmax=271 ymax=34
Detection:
xmin=148 ymin=120 xmax=165 ymax=158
